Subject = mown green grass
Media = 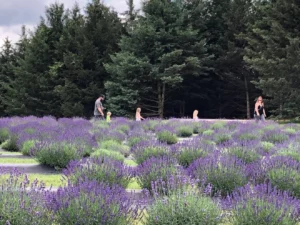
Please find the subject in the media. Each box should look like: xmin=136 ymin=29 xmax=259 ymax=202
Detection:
xmin=0 ymin=157 xmax=38 ymax=164
xmin=0 ymin=173 xmax=66 ymax=187
xmin=124 ymin=159 xmax=138 ymax=166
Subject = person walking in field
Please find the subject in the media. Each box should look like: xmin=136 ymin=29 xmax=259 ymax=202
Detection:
xmin=136 ymin=107 xmax=145 ymax=121
xmin=94 ymin=95 xmax=105 ymax=120
xmin=193 ymin=110 xmax=199 ymax=120
xmin=254 ymin=96 xmax=266 ymax=123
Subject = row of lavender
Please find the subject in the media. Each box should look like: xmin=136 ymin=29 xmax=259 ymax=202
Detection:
xmin=1 ymin=117 xmax=300 ymax=224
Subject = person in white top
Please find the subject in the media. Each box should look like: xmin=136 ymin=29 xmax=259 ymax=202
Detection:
xmin=193 ymin=110 xmax=199 ymax=120
xmin=136 ymin=107 xmax=145 ymax=121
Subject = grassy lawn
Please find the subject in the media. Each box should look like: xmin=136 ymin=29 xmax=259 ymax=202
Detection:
xmin=0 ymin=157 xmax=38 ymax=164
xmin=125 ymin=159 xmax=138 ymax=166
xmin=127 ymin=178 xmax=141 ymax=190
xmin=0 ymin=173 xmax=67 ymax=187
xmin=0 ymin=151 xmax=22 ymax=155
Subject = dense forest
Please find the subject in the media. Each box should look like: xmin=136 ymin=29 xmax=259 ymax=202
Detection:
xmin=1 ymin=0 xmax=300 ymax=119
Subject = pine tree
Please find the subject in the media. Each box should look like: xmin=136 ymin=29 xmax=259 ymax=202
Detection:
xmin=244 ymin=0 xmax=300 ymax=118
xmin=105 ymin=0 xmax=211 ymax=118
xmin=0 ymin=38 xmax=16 ymax=116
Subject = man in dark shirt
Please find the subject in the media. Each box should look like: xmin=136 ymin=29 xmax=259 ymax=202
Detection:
xmin=94 ymin=95 xmax=105 ymax=120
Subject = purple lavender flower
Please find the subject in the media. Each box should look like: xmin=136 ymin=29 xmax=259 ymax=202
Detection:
xmin=45 ymin=180 xmax=140 ymax=225
xmin=63 ymin=157 xmax=134 ymax=188
xmin=187 ymin=152 xmax=248 ymax=197
xmin=223 ymin=183 xmax=300 ymax=225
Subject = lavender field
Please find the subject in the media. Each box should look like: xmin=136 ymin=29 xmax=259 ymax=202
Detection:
xmin=1 ymin=116 xmax=300 ymax=225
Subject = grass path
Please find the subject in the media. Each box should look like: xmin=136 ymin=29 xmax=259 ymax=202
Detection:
xmin=0 ymin=158 xmax=38 ymax=164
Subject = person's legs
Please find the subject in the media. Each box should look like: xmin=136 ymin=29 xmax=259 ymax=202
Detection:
xmin=254 ymin=114 xmax=259 ymax=123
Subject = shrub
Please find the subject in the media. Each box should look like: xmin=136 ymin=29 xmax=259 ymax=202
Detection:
xmin=0 ymin=128 xmax=9 ymax=144
xmin=144 ymin=190 xmax=223 ymax=225
xmin=227 ymin=143 xmax=260 ymax=164
xmin=100 ymin=140 xmax=130 ymax=157
xmin=260 ymin=141 xmax=275 ymax=153
xmin=21 ymin=140 xmax=37 ymax=156
xmin=225 ymin=183 xmax=300 ymax=225
xmin=1 ymin=135 xmax=19 ymax=152
xmin=114 ymin=124 xmax=130 ymax=134
xmin=176 ymin=126 xmax=194 ymax=137
xmin=210 ymin=121 xmax=226 ymax=130
xmin=149 ymin=174 xmax=198 ymax=197
xmin=174 ymin=141 xmax=209 ymax=168
xmin=214 ymin=132 xmax=231 ymax=145
xmin=237 ymin=132 xmax=258 ymax=141
xmin=91 ymin=149 xmax=125 ymax=162
xmin=188 ymin=154 xmax=248 ymax=197
xmin=203 ymin=129 xmax=214 ymax=136
xmin=157 ymin=131 xmax=178 ymax=144
xmin=268 ymin=167 xmax=300 ymax=198
xmin=46 ymin=180 xmax=140 ymax=225
xmin=135 ymin=157 xmax=181 ymax=192
xmin=0 ymin=171 xmax=53 ymax=225
xmin=262 ymin=130 xmax=289 ymax=144
xmin=132 ymin=141 xmax=170 ymax=164
xmin=32 ymin=142 xmax=88 ymax=169
xmin=64 ymin=157 xmax=133 ymax=188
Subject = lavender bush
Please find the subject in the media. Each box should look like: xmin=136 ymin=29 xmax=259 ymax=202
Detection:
xmin=144 ymin=189 xmax=223 ymax=225
xmin=46 ymin=180 xmax=140 ymax=225
xmin=174 ymin=140 xmax=211 ymax=168
xmin=64 ymin=157 xmax=133 ymax=188
xmin=0 ymin=170 xmax=53 ymax=225
xmin=135 ymin=156 xmax=182 ymax=192
xmin=176 ymin=125 xmax=194 ymax=137
xmin=100 ymin=140 xmax=130 ymax=157
xmin=224 ymin=183 xmax=300 ymax=225
xmin=262 ymin=130 xmax=289 ymax=144
xmin=225 ymin=141 xmax=260 ymax=164
xmin=188 ymin=153 xmax=248 ymax=197
xmin=91 ymin=148 xmax=125 ymax=162
xmin=132 ymin=141 xmax=171 ymax=164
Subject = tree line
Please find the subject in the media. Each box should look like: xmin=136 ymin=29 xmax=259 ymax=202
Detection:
xmin=0 ymin=0 xmax=299 ymax=119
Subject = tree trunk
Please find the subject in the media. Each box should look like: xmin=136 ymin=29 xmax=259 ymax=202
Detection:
xmin=157 ymin=83 xmax=165 ymax=118
xmin=244 ymin=74 xmax=250 ymax=119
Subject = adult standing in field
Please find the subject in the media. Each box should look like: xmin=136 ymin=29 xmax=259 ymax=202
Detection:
xmin=254 ymin=96 xmax=266 ymax=123
xmin=94 ymin=95 xmax=105 ymax=120
xmin=193 ymin=110 xmax=199 ymax=120
xmin=136 ymin=107 xmax=144 ymax=121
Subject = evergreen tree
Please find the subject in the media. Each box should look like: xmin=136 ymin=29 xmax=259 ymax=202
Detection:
xmin=0 ymin=38 xmax=16 ymax=116
xmin=105 ymin=0 xmax=211 ymax=118
xmin=244 ymin=0 xmax=300 ymax=118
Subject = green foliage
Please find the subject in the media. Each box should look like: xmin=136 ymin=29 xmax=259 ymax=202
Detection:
xmin=144 ymin=192 xmax=223 ymax=225
xmin=134 ymin=146 xmax=170 ymax=164
xmin=105 ymin=0 xmax=211 ymax=117
xmin=0 ymin=174 xmax=52 ymax=225
xmin=100 ymin=140 xmax=130 ymax=157
xmin=21 ymin=140 xmax=36 ymax=156
xmin=1 ymin=136 xmax=19 ymax=152
xmin=231 ymin=198 xmax=298 ymax=225
xmin=176 ymin=126 xmax=194 ymax=137
xmin=227 ymin=146 xmax=260 ymax=164
xmin=35 ymin=143 xmax=85 ymax=169
xmin=203 ymin=129 xmax=214 ymax=136
xmin=0 ymin=128 xmax=9 ymax=143
xmin=91 ymin=149 xmax=125 ymax=162
xmin=157 ymin=131 xmax=178 ymax=145
xmin=260 ymin=141 xmax=274 ymax=152
xmin=244 ymin=0 xmax=300 ymax=118
xmin=177 ymin=148 xmax=207 ymax=168
xmin=268 ymin=168 xmax=300 ymax=198
xmin=214 ymin=133 xmax=232 ymax=145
